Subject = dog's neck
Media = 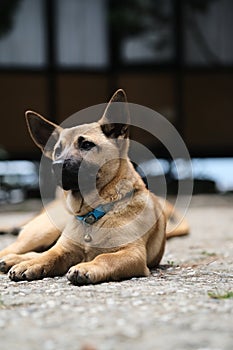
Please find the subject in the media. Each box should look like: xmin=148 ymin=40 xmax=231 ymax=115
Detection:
xmin=64 ymin=158 xmax=145 ymax=216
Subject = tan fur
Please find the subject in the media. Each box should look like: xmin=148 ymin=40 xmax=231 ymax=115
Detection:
xmin=0 ymin=89 xmax=189 ymax=285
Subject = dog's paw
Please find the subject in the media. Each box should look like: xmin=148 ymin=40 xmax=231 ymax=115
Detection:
xmin=0 ymin=252 xmax=40 ymax=274
xmin=0 ymin=259 xmax=8 ymax=273
xmin=67 ymin=264 xmax=98 ymax=286
xmin=0 ymin=254 xmax=26 ymax=273
xmin=8 ymin=261 xmax=46 ymax=282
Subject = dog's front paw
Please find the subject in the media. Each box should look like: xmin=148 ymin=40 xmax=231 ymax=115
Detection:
xmin=67 ymin=263 xmax=99 ymax=286
xmin=0 ymin=254 xmax=27 ymax=273
xmin=8 ymin=261 xmax=46 ymax=282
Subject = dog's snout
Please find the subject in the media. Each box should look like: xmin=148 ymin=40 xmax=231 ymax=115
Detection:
xmin=52 ymin=158 xmax=81 ymax=190
xmin=52 ymin=159 xmax=73 ymax=174
xmin=52 ymin=159 xmax=63 ymax=171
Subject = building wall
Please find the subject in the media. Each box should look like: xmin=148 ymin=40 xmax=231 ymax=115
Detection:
xmin=0 ymin=0 xmax=233 ymax=158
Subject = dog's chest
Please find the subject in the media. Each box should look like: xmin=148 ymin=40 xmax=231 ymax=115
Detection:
xmin=63 ymin=216 xmax=110 ymax=249
xmin=73 ymin=225 xmax=113 ymax=262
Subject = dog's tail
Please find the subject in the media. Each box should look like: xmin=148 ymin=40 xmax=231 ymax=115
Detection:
xmin=159 ymin=199 xmax=190 ymax=239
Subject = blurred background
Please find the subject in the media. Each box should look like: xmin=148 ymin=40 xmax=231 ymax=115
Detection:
xmin=0 ymin=0 xmax=233 ymax=205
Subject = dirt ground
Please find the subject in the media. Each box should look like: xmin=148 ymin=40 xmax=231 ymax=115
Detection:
xmin=0 ymin=195 xmax=232 ymax=350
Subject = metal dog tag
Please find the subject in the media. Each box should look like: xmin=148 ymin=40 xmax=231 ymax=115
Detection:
xmin=84 ymin=234 xmax=92 ymax=242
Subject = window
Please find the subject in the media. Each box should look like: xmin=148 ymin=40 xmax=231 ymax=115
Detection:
xmin=56 ymin=0 xmax=108 ymax=68
xmin=0 ymin=0 xmax=46 ymax=67
xmin=119 ymin=0 xmax=174 ymax=64
xmin=184 ymin=0 xmax=233 ymax=66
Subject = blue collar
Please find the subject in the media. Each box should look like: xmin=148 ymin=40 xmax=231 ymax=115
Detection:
xmin=75 ymin=204 xmax=111 ymax=225
xmin=75 ymin=190 xmax=134 ymax=225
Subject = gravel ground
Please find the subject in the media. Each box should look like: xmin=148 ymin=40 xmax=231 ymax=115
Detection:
xmin=0 ymin=195 xmax=232 ymax=350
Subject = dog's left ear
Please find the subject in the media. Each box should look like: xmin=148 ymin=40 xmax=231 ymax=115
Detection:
xmin=99 ymin=89 xmax=130 ymax=139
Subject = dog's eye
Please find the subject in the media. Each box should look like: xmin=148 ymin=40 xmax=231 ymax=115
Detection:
xmin=54 ymin=144 xmax=62 ymax=158
xmin=81 ymin=141 xmax=96 ymax=151
xmin=78 ymin=137 xmax=96 ymax=151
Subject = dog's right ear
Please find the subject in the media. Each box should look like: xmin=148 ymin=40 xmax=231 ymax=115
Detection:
xmin=25 ymin=111 xmax=62 ymax=158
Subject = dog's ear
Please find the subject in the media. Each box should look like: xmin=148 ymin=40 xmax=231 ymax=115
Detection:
xmin=25 ymin=111 xmax=62 ymax=158
xmin=100 ymin=89 xmax=130 ymax=139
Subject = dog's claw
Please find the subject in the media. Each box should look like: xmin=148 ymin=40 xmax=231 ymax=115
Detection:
xmin=8 ymin=268 xmax=26 ymax=282
xmin=9 ymin=269 xmax=16 ymax=281
xmin=0 ymin=260 xmax=7 ymax=273
xmin=67 ymin=269 xmax=92 ymax=286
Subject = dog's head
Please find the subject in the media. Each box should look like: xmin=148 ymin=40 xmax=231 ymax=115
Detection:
xmin=26 ymin=89 xmax=130 ymax=193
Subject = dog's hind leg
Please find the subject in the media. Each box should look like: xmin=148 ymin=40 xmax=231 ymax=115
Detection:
xmin=0 ymin=199 xmax=70 ymax=259
xmin=0 ymin=212 xmax=61 ymax=259
xmin=0 ymin=212 xmax=60 ymax=258
xmin=162 ymin=199 xmax=190 ymax=238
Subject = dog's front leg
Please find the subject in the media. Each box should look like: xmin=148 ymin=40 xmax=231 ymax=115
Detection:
xmin=8 ymin=241 xmax=83 ymax=282
xmin=67 ymin=244 xmax=150 ymax=285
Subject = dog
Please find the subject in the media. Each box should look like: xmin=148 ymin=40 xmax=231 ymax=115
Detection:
xmin=0 ymin=89 xmax=189 ymax=285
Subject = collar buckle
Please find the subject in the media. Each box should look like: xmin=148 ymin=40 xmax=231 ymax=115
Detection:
xmin=76 ymin=205 xmax=107 ymax=225
xmin=83 ymin=213 xmax=96 ymax=225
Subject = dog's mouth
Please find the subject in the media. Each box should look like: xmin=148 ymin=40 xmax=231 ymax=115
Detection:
xmin=52 ymin=158 xmax=97 ymax=192
xmin=57 ymin=172 xmax=80 ymax=192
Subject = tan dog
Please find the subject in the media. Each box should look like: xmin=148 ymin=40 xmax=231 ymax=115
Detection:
xmin=0 ymin=89 xmax=189 ymax=285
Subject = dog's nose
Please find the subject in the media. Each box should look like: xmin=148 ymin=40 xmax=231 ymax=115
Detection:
xmin=52 ymin=158 xmax=81 ymax=190
xmin=52 ymin=159 xmax=73 ymax=175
